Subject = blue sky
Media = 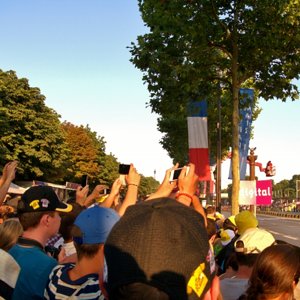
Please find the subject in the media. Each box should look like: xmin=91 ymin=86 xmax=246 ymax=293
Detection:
xmin=0 ymin=1 xmax=299 ymax=187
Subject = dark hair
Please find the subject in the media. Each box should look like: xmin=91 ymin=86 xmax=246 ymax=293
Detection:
xmin=59 ymin=203 xmax=85 ymax=242
xmin=18 ymin=211 xmax=55 ymax=231
xmin=71 ymin=224 xmax=101 ymax=260
xmin=242 ymin=244 xmax=300 ymax=300
xmin=206 ymin=218 xmax=217 ymax=239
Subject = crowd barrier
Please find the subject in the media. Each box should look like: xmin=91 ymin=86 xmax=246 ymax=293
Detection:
xmin=256 ymin=211 xmax=300 ymax=219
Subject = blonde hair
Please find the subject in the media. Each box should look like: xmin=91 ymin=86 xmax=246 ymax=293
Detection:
xmin=0 ymin=218 xmax=23 ymax=251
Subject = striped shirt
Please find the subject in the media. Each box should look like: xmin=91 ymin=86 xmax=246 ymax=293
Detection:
xmin=45 ymin=264 xmax=105 ymax=300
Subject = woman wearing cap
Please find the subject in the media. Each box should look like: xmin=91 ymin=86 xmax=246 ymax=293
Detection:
xmin=239 ymin=244 xmax=300 ymax=300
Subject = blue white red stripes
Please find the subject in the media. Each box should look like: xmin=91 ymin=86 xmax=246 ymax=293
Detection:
xmin=187 ymin=101 xmax=211 ymax=181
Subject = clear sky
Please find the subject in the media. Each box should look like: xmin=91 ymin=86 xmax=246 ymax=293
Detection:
xmin=0 ymin=1 xmax=299 ymax=187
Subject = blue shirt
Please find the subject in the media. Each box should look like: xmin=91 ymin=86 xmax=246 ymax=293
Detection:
xmin=9 ymin=244 xmax=57 ymax=300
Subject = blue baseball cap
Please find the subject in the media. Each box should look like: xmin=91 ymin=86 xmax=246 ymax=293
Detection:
xmin=73 ymin=206 xmax=120 ymax=245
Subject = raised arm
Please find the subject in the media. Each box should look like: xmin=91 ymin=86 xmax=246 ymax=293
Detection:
xmin=117 ymin=164 xmax=140 ymax=217
xmin=0 ymin=161 xmax=18 ymax=206
xmin=99 ymin=178 xmax=122 ymax=209
xmin=146 ymin=163 xmax=179 ymax=201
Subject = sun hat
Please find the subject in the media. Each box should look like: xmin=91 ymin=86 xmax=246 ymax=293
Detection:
xmin=235 ymin=210 xmax=258 ymax=235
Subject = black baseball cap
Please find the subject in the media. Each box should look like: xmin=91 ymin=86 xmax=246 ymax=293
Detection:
xmin=18 ymin=186 xmax=72 ymax=213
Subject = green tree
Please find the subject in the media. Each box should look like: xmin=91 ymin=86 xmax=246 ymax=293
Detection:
xmin=130 ymin=0 xmax=300 ymax=214
xmin=139 ymin=175 xmax=160 ymax=198
xmin=61 ymin=122 xmax=105 ymax=185
xmin=0 ymin=70 xmax=69 ymax=180
xmin=98 ymin=153 xmax=120 ymax=186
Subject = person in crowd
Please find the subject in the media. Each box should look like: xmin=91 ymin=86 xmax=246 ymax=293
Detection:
xmin=45 ymin=205 xmax=119 ymax=299
xmin=0 ymin=161 xmax=18 ymax=206
xmin=58 ymin=202 xmax=86 ymax=259
xmin=104 ymin=163 xmax=222 ymax=300
xmin=0 ymin=218 xmax=23 ymax=251
xmin=0 ymin=248 xmax=20 ymax=300
xmin=234 ymin=210 xmax=258 ymax=236
xmin=215 ymin=216 xmax=238 ymax=276
xmin=239 ymin=244 xmax=300 ymax=300
xmin=220 ymin=227 xmax=275 ymax=300
xmin=8 ymin=185 xmax=72 ymax=299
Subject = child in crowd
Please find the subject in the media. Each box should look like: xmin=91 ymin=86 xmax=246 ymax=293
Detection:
xmin=45 ymin=206 xmax=120 ymax=299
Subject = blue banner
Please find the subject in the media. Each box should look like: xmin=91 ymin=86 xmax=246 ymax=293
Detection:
xmin=229 ymin=88 xmax=254 ymax=180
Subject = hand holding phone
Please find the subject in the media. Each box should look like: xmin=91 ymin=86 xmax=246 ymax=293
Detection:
xmin=119 ymin=164 xmax=131 ymax=186
xmin=169 ymin=166 xmax=190 ymax=182
xmin=81 ymin=175 xmax=88 ymax=187
xmin=118 ymin=164 xmax=131 ymax=175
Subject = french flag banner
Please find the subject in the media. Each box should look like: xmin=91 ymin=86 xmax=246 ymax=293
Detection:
xmin=187 ymin=101 xmax=211 ymax=180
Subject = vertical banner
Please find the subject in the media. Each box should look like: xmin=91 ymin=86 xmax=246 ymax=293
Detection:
xmin=256 ymin=180 xmax=272 ymax=205
xmin=187 ymin=100 xmax=211 ymax=180
xmin=229 ymin=88 xmax=254 ymax=179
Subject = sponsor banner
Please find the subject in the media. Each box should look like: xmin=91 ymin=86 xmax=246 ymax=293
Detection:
xmin=256 ymin=180 xmax=272 ymax=205
xmin=239 ymin=180 xmax=272 ymax=205
xmin=239 ymin=180 xmax=256 ymax=205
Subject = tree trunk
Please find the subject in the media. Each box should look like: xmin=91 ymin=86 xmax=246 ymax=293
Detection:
xmin=231 ymin=6 xmax=240 ymax=216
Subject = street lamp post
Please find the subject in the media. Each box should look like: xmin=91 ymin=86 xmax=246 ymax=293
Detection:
xmin=216 ymin=96 xmax=222 ymax=213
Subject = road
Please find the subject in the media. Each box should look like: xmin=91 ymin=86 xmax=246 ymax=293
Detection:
xmin=257 ymin=214 xmax=300 ymax=247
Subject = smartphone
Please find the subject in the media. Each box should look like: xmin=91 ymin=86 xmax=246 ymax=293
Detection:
xmin=103 ymin=188 xmax=111 ymax=194
xmin=81 ymin=175 xmax=88 ymax=187
xmin=169 ymin=167 xmax=190 ymax=181
xmin=119 ymin=164 xmax=131 ymax=175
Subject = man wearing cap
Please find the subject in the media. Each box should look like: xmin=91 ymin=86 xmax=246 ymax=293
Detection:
xmin=45 ymin=205 xmax=120 ymax=299
xmin=220 ymin=227 xmax=275 ymax=300
xmin=104 ymin=164 xmax=221 ymax=300
xmin=8 ymin=185 xmax=72 ymax=300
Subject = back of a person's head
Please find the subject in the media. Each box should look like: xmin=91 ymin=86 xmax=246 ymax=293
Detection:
xmin=60 ymin=203 xmax=85 ymax=242
xmin=206 ymin=205 xmax=216 ymax=215
xmin=206 ymin=218 xmax=217 ymax=239
xmin=235 ymin=210 xmax=258 ymax=235
xmin=244 ymin=244 xmax=300 ymax=299
xmin=104 ymin=198 xmax=217 ymax=300
xmin=0 ymin=218 xmax=23 ymax=251
xmin=234 ymin=227 xmax=275 ymax=267
xmin=72 ymin=205 xmax=119 ymax=260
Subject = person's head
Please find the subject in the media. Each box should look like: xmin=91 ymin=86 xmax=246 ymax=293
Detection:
xmin=222 ymin=216 xmax=237 ymax=232
xmin=17 ymin=186 xmax=72 ymax=236
xmin=0 ymin=218 xmax=23 ymax=251
xmin=234 ymin=227 xmax=275 ymax=268
xmin=206 ymin=218 xmax=217 ymax=240
xmin=104 ymin=198 xmax=220 ymax=300
xmin=72 ymin=205 xmax=120 ymax=261
xmin=206 ymin=205 xmax=216 ymax=216
xmin=235 ymin=210 xmax=258 ymax=235
xmin=245 ymin=244 xmax=300 ymax=300
xmin=60 ymin=203 xmax=85 ymax=242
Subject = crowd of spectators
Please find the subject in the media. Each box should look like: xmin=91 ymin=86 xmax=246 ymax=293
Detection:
xmin=0 ymin=160 xmax=299 ymax=300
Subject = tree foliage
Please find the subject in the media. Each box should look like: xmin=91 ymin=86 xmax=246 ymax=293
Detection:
xmin=130 ymin=0 xmax=300 ymax=213
xmin=61 ymin=122 xmax=107 ymax=185
xmin=0 ymin=69 xmax=69 ymax=180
